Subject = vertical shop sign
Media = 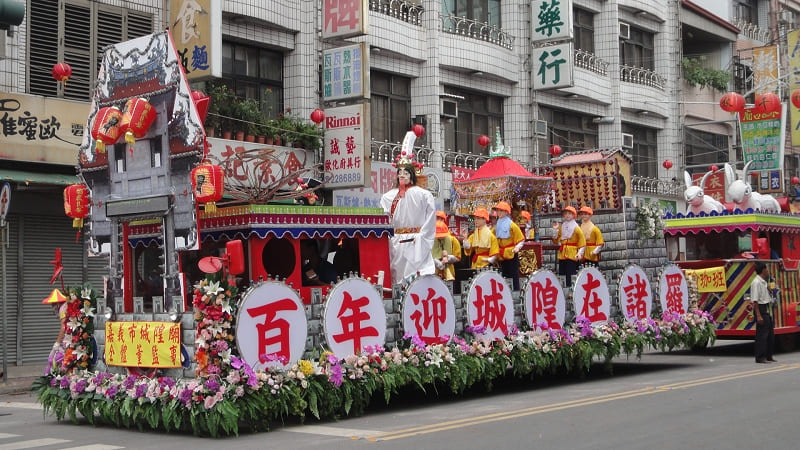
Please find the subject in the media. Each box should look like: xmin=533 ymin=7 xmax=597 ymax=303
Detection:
xmin=169 ymin=0 xmax=221 ymax=80
xmin=787 ymin=31 xmax=800 ymax=145
xmin=323 ymin=43 xmax=369 ymax=102
xmin=322 ymin=0 xmax=368 ymax=39
xmin=532 ymin=42 xmax=574 ymax=90
xmin=324 ymin=103 xmax=371 ymax=189
xmin=531 ymin=0 xmax=573 ymax=43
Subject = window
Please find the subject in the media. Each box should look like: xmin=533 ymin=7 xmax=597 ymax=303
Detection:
xmin=370 ymin=72 xmax=411 ymax=143
xmin=620 ymin=26 xmax=654 ymax=70
xmin=734 ymin=0 xmax=758 ymax=23
xmin=733 ymin=57 xmax=754 ymax=101
xmin=685 ymin=129 xmax=729 ymax=168
xmin=622 ymin=124 xmax=658 ymax=178
xmin=221 ymin=42 xmax=284 ymax=118
xmin=574 ymin=7 xmax=594 ymax=53
xmin=151 ymin=138 xmax=162 ymax=168
xmin=29 ymin=0 xmax=154 ymax=100
xmin=114 ymin=145 xmax=126 ymax=173
xmin=539 ymin=107 xmax=598 ymax=153
xmin=442 ymin=0 xmax=501 ymax=28
xmin=442 ymin=87 xmax=503 ymax=156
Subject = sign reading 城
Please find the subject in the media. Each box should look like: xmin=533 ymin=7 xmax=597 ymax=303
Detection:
xmin=324 ymin=103 xmax=371 ymax=189
xmin=323 ymin=43 xmax=369 ymax=102
xmin=531 ymin=0 xmax=573 ymax=43
xmin=169 ymin=0 xmax=221 ymax=80
xmin=322 ymin=0 xmax=368 ymax=39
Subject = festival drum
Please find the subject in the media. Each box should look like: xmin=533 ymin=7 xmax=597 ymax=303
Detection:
xmin=323 ymin=277 xmax=386 ymax=358
xmin=236 ymin=281 xmax=308 ymax=370
xmin=400 ymin=274 xmax=456 ymax=345
xmin=521 ymin=268 xmax=566 ymax=330
xmin=465 ymin=270 xmax=514 ymax=340
xmin=572 ymin=266 xmax=611 ymax=324
xmin=618 ymin=264 xmax=653 ymax=322
xmin=658 ymin=264 xmax=689 ymax=314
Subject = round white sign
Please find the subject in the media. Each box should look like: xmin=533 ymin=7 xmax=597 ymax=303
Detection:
xmin=466 ymin=270 xmax=514 ymax=340
xmin=618 ymin=264 xmax=653 ymax=322
xmin=658 ymin=264 xmax=689 ymax=314
xmin=522 ymin=269 xmax=566 ymax=330
xmin=401 ymin=275 xmax=456 ymax=344
xmin=0 ymin=182 xmax=11 ymax=221
xmin=572 ymin=267 xmax=611 ymax=324
xmin=236 ymin=281 xmax=308 ymax=370
xmin=323 ymin=277 xmax=387 ymax=358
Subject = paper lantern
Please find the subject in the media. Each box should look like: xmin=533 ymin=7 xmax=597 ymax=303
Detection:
xmin=792 ymin=90 xmax=800 ymax=109
xmin=549 ymin=144 xmax=562 ymax=157
xmin=719 ymin=92 xmax=745 ymax=113
xmin=90 ymin=106 xmax=123 ymax=153
xmin=64 ymin=184 xmax=90 ymax=228
xmin=477 ymin=134 xmax=490 ymax=147
xmin=754 ymin=93 xmax=781 ymax=114
xmin=191 ymin=161 xmax=224 ymax=213
xmin=412 ymin=124 xmax=425 ymax=137
xmin=792 ymin=176 xmax=800 ymax=185
xmin=120 ymin=98 xmax=157 ymax=145
xmin=710 ymin=164 xmax=719 ymax=172
xmin=662 ymin=159 xmax=673 ymax=170
xmin=51 ymin=62 xmax=72 ymax=85
xmin=310 ymin=108 xmax=325 ymax=125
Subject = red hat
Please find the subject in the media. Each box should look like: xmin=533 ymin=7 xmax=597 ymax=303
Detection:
xmin=562 ymin=206 xmax=577 ymax=215
xmin=520 ymin=211 xmax=531 ymax=222
xmin=492 ymin=201 xmax=512 ymax=213
xmin=472 ymin=207 xmax=490 ymax=221
xmin=579 ymin=206 xmax=594 ymax=216
xmin=435 ymin=210 xmax=447 ymax=221
xmin=435 ymin=221 xmax=450 ymax=238
xmin=42 ymin=288 xmax=68 ymax=304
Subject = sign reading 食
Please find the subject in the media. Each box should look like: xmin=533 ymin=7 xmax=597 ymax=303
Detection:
xmin=169 ymin=0 xmax=222 ymax=80
xmin=323 ymin=43 xmax=369 ymax=102
xmin=532 ymin=42 xmax=574 ymax=90
xmin=531 ymin=0 xmax=573 ymax=43
xmin=322 ymin=0 xmax=368 ymax=39
xmin=324 ymin=103 xmax=371 ymax=189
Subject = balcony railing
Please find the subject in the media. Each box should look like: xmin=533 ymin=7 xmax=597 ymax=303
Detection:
xmin=440 ymin=14 xmax=514 ymax=50
xmin=631 ymin=175 xmax=683 ymax=198
xmin=370 ymin=140 xmax=493 ymax=171
xmin=574 ymin=49 xmax=608 ymax=76
xmin=732 ymin=18 xmax=771 ymax=42
xmin=369 ymin=0 xmax=423 ymax=26
xmin=620 ymin=65 xmax=666 ymax=90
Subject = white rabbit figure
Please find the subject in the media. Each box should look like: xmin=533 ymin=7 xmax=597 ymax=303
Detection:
xmin=684 ymin=170 xmax=724 ymax=215
xmin=724 ymin=161 xmax=781 ymax=212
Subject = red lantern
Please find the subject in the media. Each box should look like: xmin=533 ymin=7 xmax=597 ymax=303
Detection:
xmin=754 ymin=93 xmax=781 ymax=113
xmin=719 ymin=92 xmax=745 ymax=113
xmin=63 ymin=184 xmax=90 ymax=228
xmin=792 ymin=176 xmax=800 ymax=185
xmin=192 ymin=90 xmax=210 ymax=123
xmin=310 ymin=108 xmax=325 ymax=125
xmin=120 ymin=98 xmax=157 ymax=145
xmin=710 ymin=164 xmax=719 ymax=172
xmin=792 ymin=90 xmax=800 ymax=109
xmin=662 ymin=159 xmax=673 ymax=170
xmin=191 ymin=161 xmax=224 ymax=213
xmin=412 ymin=124 xmax=425 ymax=137
xmin=51 ymin=62 xmax=72 ymax=85
xmin=90 ymin=106 xmax=123 ymax=153
xmin=549 ymin=145 xmax=562 ymax=157
xmin=477 ymin=134 xmax=490 ymax=147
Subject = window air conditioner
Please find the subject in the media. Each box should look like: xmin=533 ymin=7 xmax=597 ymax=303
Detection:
xmin=533 ymin=119 xmax=548 ymax=138
xmin=441 ymin=98 xmax=458 ymax=119
xmin=619 ymin=22 xmax=630 ymax=40
xmin=622 ymin=133 xmax=634 ymax=149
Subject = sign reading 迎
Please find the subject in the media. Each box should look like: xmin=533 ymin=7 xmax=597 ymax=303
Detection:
xmin=532 ymin=42 xmax=574 ymax=90
xmin=324 ymin=103 xmax=371 ymax=189
xmin=322 ymin=0 xmax=368 ymax=39
xmin=169 ymin=0 xmax=221 ymax=80
xmin=323 ymin=43 xmax=369 ymax=102
xmin=531 ymin=0 xmax=573 ymax=43
xmin=401 ymin=275 xmax=456 ymax=345
xmin=104 ymin=321 xmax=182 ymax=368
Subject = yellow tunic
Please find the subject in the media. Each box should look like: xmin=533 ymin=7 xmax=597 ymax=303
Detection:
xmin=580 ymin=221 xmax=604 ymax=263
xmin=554 ymin=225 xmax=586 ymax=261
xmin=464 ymin=226 xmax=499 ymax=269
xmin=432 ymin=234 xmax=462 ymax=280
xmin=495 ymin=221 xmax=525 ymax=261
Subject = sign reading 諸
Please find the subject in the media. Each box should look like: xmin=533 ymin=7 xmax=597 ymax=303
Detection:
xmin=323 ymin=103 xmax=371 ymax=189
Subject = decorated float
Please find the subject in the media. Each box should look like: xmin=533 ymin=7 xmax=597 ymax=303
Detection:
xmin=34 ymin=31 xmax=715 ymax=436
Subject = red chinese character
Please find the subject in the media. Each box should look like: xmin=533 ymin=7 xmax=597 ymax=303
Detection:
xmin=221 ymin=145 xmax=249 ymax=181
xmin=170 ymin=345 xmax=178 ymax=365
xmin=154 ymin=324 xmax=166 ymax=344
xmin=151 ymin=344 xmax=160 ymax=366
xmin=472 ymin=279 xmax=508 ymax=334
xmin=325 ymin=160 xmax=332 ymax=171
xmin=120 ymin=344 xmax=127 ymax=363
xmin=139 ymin=323 xmax=151 ymax=343
xmin=329 ymin=137 xmax=341 ymax=155
xmin=579 ymin=273 xmax=607 ymax=322
xmin=324 ymin=0 xmax=361 ymax=33
xmin=332 ymin=291 xmax=379 ymax=354
xmin=128 ymin=323 xmax=138 ymax=341
xmin=106 ymin=326 xmax=115 ymax=343
xmin=247 ymin=299 xmax=299 ymax=364
xmin=622 ymin=273 xmax=648 ymax=320
xmin=380 ymin=167 xmax=395 ymax=192
xmin=116 ymin=323 xmax=124 ymax=343
xmin=664 ymin=273 xmax=686 ymax=313
xmin=409 ymin=288 xmax=447 ymax=344
xmin=345 ymin=135 xmax=356 ymax=154
xmin=136 ymin=344 xmax=143 ymax=365
xmin=530 ymin=278 xmax=561 ymax=329
xmin=108 ymin=344 xmax=116 ymax=361
xmin=284 ymin=152 xmax=304 ymax=174
xmin=168 ymin=324 xmax=181 ymax=344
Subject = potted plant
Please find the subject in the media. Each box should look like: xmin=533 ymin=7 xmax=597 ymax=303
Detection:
xmin=205 ymin=81 xmax=236 ymax=139
xmin=239 ymin=98 xmax=263 ymax=142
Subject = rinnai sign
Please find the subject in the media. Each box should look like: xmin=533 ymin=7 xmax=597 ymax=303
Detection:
xmin=323 ymin=103 xmax=371 ymax=189
xmin=169 ymin=0 xmax=222 ymax=80
xmin=322 ymin=0 xmax=369 ymax=39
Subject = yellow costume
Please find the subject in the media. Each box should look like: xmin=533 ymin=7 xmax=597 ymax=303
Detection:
xmin=580 ymin=221 xmax=604 ymax=263
xmin=464 ymin=225 xmax=499 ymax=269
xmin=554 ymin=222 xmax=586 ymax=261
xmin=496 ymin=221 xmax=525 ymax=261
xmin=432 ymin=233 xmax=462 ymax=280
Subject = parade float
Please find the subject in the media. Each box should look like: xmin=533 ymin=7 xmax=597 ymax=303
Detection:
xmin=33 ymin=31 xmax=715 ymax=436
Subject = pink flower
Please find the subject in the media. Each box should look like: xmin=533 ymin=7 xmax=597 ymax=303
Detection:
xmin=204 ymin=394 xmax=218 ymax=409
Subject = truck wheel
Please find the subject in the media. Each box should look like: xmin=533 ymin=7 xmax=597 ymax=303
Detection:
xmin=777 ymin=333 xmax=797 ymax=352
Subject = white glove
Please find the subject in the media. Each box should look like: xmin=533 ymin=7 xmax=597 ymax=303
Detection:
xmin=462 ymin=239 xmax=471 ymax=250
xmin=446 ymin=255 xmax=459 ymax=264
xmin=434 ymin=259 xmax=444 ymax=270
xmin=513 ymin=241 xmax=524 ymax=253
xmin=577 ymin=248 xmax=586 ymax=260
xmin=592 ymin=246 xmax=602 ymax=255
xmin=485 ymin=255 xmax=498 ymax=265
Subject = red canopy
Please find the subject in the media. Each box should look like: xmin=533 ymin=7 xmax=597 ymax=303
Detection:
xmin=453 ymin=157 xmax=552 ymax=215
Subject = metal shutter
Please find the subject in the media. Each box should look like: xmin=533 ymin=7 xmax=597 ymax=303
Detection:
xmin=0 ymin=214 xmax=20 ymax=364
xmin=27 ymin=0 xmax=60 ymax=97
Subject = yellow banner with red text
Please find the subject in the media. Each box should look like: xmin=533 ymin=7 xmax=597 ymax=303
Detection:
xmin=685 ymin=266 xmax=727 ymax=293
xmin=104 ymin=321 xmax=182 ymax=368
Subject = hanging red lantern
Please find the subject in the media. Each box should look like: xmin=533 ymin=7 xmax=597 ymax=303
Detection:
xmin=719 ymin=92 xmax=745 ymax=113
xmin=792 ymin=90 xmax=800 ymax=109
xmin=411 ymin=124 xmax=425 ymax=137
xmin=792 ymin=176 xmax=800 ymax=185
xmin=51 ymin=62 xmax=72 ymax=85
xmin=191 ymin=161 xmax=224 ymax=213
xmin=710 ymin=164 xmax=719 ymax=172
xmin=310 ymin=108 xmax=325 ymax=125
xmin=477 ymin=134 xmax=490 ymax=147
xmin=90 ymin=106 xmax=123 ymax=153
xmin=549 ymin=144 xmax=562 ymax=157
xmin=120 ymin=98 xmax=157 ymax=145
xmin=662 ymin=159 xmax=673 ymax=170
xmin=63 ymin=184 xmax=90 ymax=228
xmin=754 ymin=93 xmax=781 ymax=113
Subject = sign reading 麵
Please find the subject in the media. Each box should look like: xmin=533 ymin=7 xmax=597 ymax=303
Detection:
xmin=323 ymin=43 xmax=369 ymax=102
xmin=169 ymin=0 xmax=222 ymax=80
xmin=322 ymin=0 xmax=368 ymax=39
xmin=105 ymin=321 xmax=182 ymax=368
xmin=532 ymin=42 xmax=574 ymax=90
xmin=531 ymin=0 xmax=573 ymax=43
xmin=324 ymin=103 xmax=370 ymax=189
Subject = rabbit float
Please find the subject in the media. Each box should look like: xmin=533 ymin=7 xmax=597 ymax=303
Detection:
xmin=724 ymin=162 xmax=781 ymax=212
xmin=684 ymin=170 xmax=724 ymax=215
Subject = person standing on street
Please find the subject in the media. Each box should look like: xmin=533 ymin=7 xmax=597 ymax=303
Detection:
xmin=751 ymin=262 xmax=776 ymax=364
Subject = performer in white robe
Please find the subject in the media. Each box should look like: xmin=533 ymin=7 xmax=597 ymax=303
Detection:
xmin=380 ymin=165 xmax=436 ymax=285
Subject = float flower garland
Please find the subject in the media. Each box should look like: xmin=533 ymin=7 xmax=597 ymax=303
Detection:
xmin=193 ymin=277 xmax=237 ymax=377
xmin=635 ymin=201 xmax=665 ymax=246
xmin=49 ymin=285 xmax=97 ymax=375
xmin=35 ymin=305 xmax=715 ymax=437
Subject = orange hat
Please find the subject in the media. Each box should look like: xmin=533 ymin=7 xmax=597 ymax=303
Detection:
xmin=42 ymin=288 xmax=68 ymax=304
xmin=492 ymin=201 xmax=511 ymax=213
xmin=520 ymin=211 xmax=531 ymax=222
xmin=435 ymin=210 xmax=447 ymax=221
xmin=579 ymin=206 xmax=594 ymax=216
xmin=472 ymin=207 xmax=490 ymax=221
xmin=435 ymin=221 xmax=450 ymax=238
xmin=562 ymin=206 xmax=577 ymax=215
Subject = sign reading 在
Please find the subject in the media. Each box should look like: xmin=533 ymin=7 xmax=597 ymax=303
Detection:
xmin=572 ymin=267 xmax=610 ymax=324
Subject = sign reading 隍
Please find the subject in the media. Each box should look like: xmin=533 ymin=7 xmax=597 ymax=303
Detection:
xmin=169 ymin=0 xmax=221 ymax=80
xmin=104 ymin=321 xmax=182 ymax=368
xmin=322 ymin=0 xmax=368 ymax=39
xmin=523 ymin=269 xmax=566 ymax=330
xmin=532 ymin=42 xmax=574 ymax=90
xmin=323 ymin=43 xmax=369 ymax=102
xmin=324 ymin=103 xmax=370 ymax=189
xmin=739 ymin=104 xmax=785 ymax=171
xmin=531 ymin=0 xmax=573 ymax=43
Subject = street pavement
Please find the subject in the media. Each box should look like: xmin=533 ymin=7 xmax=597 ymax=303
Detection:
xmin=1 ymin=341 xmax=798 ymax=449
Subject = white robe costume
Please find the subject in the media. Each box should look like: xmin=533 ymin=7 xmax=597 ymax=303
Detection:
xmin=380 ymin=185 xmax=436 ymax=284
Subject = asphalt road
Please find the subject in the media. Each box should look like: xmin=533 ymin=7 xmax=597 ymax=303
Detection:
xmin=1 ymin=341 xmax=798 ymax=449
